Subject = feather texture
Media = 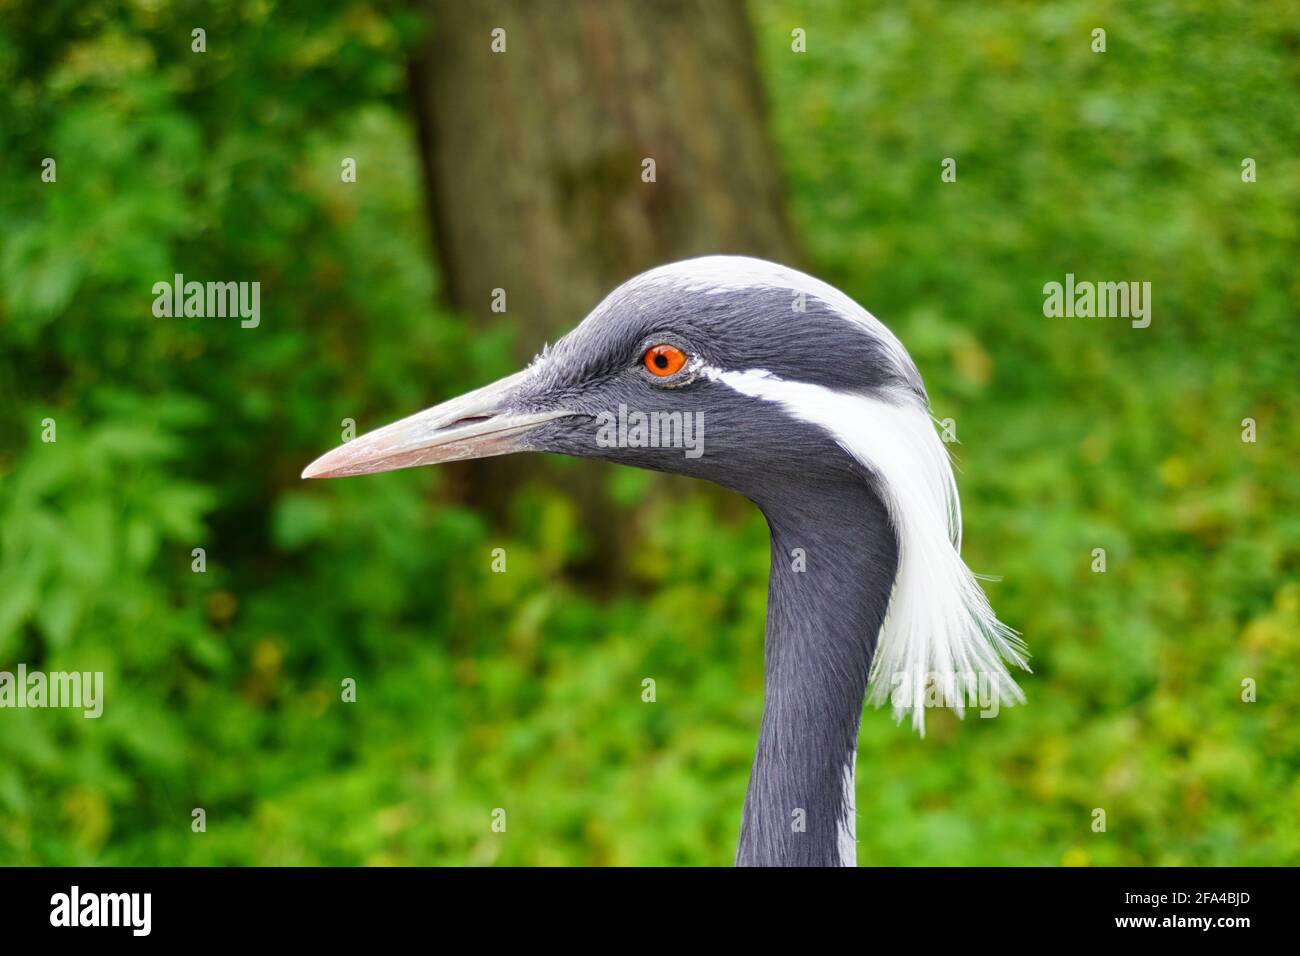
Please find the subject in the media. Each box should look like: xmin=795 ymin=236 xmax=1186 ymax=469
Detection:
xmin=706 ymin=367 xmax=1029 ymax=733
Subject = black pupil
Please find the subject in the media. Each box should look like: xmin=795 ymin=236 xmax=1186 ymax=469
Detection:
xmin=653 ymin=352 xmax=669 ymax=369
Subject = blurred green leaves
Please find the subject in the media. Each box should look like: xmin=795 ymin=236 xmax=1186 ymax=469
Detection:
xmin=755 ymin=0 xmax=1300 ymax=865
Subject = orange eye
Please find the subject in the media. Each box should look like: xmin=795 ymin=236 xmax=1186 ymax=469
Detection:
xmin=644 ymin=344 xmax=687 ymax=376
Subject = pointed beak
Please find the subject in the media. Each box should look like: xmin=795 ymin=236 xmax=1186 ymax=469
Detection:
xmin=301 ymin=369 xmax=573 ymax=479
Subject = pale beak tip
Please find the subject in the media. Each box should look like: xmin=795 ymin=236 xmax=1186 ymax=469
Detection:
xmin=300 ymin=455 xmax=335 ymax=480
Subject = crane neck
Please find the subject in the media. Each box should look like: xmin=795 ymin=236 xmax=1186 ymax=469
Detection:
xmin=736 ymin=475 xmax=898 ymax=866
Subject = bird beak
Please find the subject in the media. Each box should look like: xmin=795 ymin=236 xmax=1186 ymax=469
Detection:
xmin=301 ymin=369 xmax=572 ymax=479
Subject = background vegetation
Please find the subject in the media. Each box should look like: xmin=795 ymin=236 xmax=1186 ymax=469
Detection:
xmin=1 ymin=0 xmax=1297 ymax=865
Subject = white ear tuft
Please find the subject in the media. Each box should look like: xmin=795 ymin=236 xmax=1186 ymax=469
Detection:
xmin=848 ymin=391 xmax=1029 ymax=734
xmin=708 ymin=369 xmax=1029 ymax=735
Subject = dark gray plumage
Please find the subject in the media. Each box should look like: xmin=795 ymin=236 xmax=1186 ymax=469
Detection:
xmin=303 ymin=255 xmax=1024 ymax=867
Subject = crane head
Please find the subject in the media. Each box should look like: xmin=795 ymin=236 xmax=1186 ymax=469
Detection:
xmin=302 ymin=255 xmax=1027 ymax=730
xmin=301 ymin=255 xmax=920 ymax=501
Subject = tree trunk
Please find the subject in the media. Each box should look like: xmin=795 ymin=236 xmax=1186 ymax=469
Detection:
xmin=409 ymin=0 xmax=800 ymax=582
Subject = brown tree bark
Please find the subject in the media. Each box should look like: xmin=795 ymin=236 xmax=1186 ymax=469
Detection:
xmin=409 ymin=0 xmax=800 ymax=581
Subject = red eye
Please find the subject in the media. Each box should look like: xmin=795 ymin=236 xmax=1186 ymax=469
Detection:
xmin=644 ymin=344 xmax=687 ymax=376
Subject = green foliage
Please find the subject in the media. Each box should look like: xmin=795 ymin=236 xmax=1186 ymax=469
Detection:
xmin=755 ymin=0 xmax=1300 ymax=864
xmin=1 ymin=0 xmax=1296 ymax=865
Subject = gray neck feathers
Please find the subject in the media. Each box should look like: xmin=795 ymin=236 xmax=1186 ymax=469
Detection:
xmin=736 ymin=475 xmax=898 ymax=866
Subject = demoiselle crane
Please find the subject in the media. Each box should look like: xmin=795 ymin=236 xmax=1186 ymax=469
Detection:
xmin=303 ymin=256 xmax=1028 ymax=866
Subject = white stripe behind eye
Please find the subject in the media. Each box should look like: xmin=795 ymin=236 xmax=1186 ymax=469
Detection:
xmin=704 ymin=366 xmax=1029 ymax=735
